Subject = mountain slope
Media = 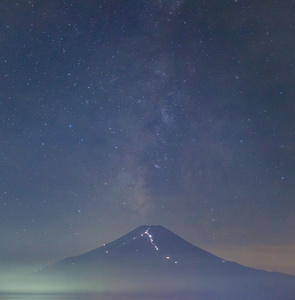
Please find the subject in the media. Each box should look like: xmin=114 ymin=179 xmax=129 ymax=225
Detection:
xmin=39 ymin=225 xmax=295 ymax=299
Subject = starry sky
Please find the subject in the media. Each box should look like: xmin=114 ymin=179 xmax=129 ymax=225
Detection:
xmin=1 ymin=0 xmax=295 ymax=279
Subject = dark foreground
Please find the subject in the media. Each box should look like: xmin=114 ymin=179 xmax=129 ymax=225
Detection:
xmin=0 ymin=292 xmax=205 ymax=300
xmin=2 ymin=289 xmax=295 ymax=300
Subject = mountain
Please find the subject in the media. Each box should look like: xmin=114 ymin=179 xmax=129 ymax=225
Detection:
xmin=38 ymin=225 xmax=295 ymax=299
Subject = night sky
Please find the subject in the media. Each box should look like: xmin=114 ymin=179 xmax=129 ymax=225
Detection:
xmin=1 ymin=0 xmax=295 ymax=281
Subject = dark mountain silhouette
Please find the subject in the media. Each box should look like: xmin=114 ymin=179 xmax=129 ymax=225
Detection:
xmin=38 ymin=225 xmax=295 ymax=300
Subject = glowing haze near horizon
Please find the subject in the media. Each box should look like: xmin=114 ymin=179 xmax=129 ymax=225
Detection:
xmin=1 ymin=0 xmax=295 ymax=290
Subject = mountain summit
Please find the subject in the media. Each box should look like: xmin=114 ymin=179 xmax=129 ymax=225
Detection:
xmin=39 ymin=225 xmax=295 ymax=299
xmin=56 ymin=225 xmax=223 ymax=266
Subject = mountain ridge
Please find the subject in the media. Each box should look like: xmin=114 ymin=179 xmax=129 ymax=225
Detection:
xmin=37 ymin=225 xmax=295 ymax=300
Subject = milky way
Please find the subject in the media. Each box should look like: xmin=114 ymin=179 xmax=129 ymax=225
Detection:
xmin=0 ymin=0 xmax=295 ymax=278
